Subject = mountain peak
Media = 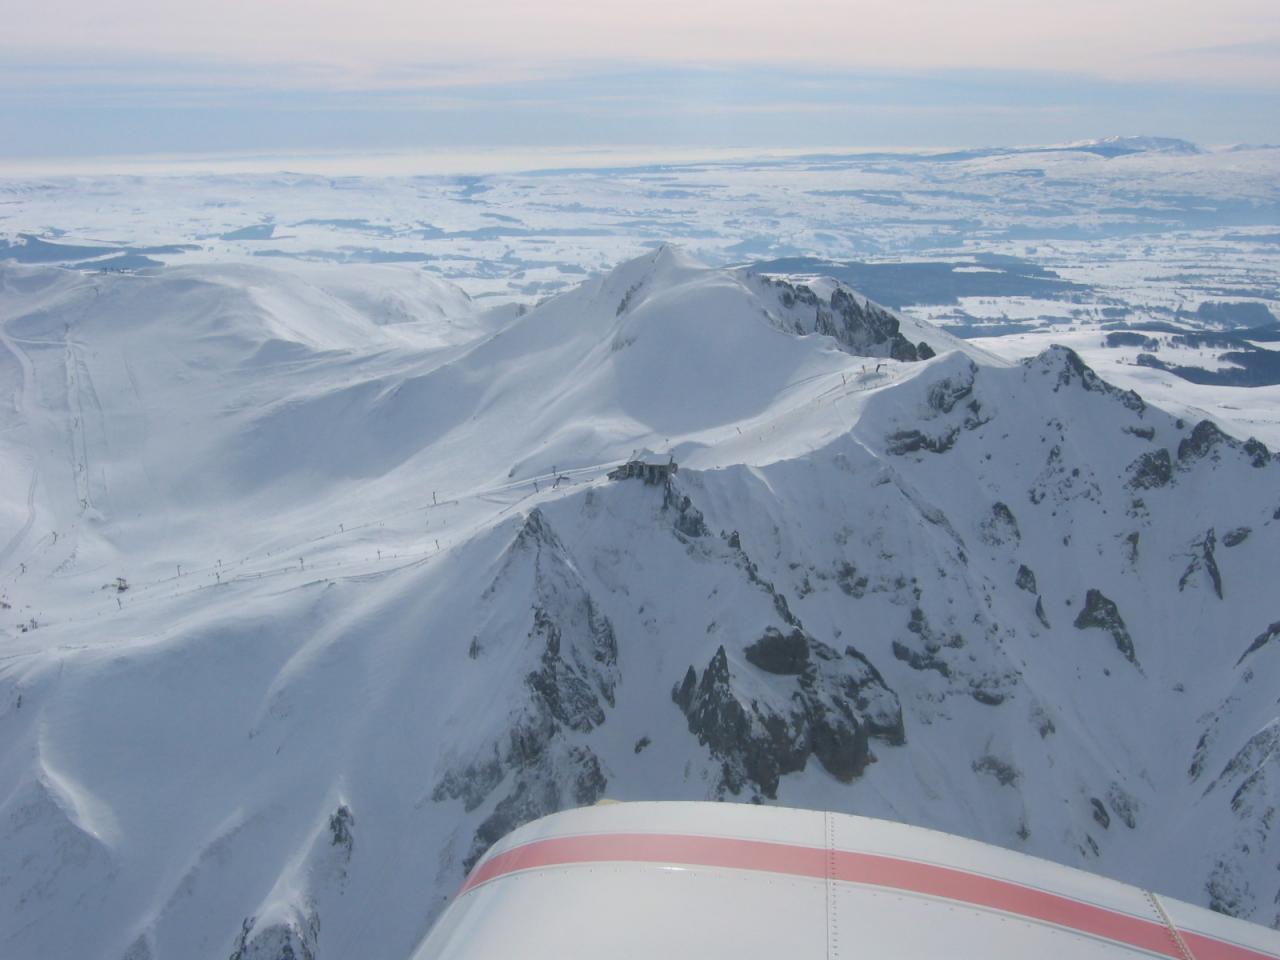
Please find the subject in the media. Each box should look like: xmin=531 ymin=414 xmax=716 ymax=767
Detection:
xmin=1054 ymin=135 xmax=1202 ymax=157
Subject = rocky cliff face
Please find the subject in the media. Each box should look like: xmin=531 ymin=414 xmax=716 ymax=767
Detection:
xmin=431 ymin=509 xmax=615 ymax=870
xmin=2 ymin=252 xmax=1277 ymax=959
xmin=754 ymin=274 xmax=935 ymax=360
xmin=414 ymin=344 xmax=1280 ymax=940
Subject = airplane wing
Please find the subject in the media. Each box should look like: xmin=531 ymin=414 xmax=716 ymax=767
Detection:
xmin=413 ymin=801 xmax=1280 ymax=959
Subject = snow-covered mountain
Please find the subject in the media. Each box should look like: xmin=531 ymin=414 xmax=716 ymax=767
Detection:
xmin=1049 ymin=135 xmax=1203 ymax=157
xmin=1 ymin=248 xmax=1277 ymax=959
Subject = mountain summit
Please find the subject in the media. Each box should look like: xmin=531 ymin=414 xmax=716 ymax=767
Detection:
xmin=1 ymin=251 xmax=1277 ymax=958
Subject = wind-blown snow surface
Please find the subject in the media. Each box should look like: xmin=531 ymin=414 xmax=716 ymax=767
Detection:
xmin=1 ymin=249 xmax=1278 ymax=958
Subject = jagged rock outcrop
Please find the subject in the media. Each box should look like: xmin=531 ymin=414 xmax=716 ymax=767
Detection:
xmin=756 ymin=275 xmax=927 ymax=360
xmin=886 ymin=428 xmax=959 ymax=456
xmin=1222 ymin=527 xmax=1251 ymax=548
xmin=1015 ymin=564 xmax=1038 ymax=593
xmin=1237 ymin=622 xmax=1280 ymax=666
xmin=1091 ymin=797 xmax=1111 ymax=828
xmin=1126 ymin=448 xmax=1174 ymax=489
xmin=892 ymin=639 xmax=951 ymax=677
xmin=664 ymin=485 xmax=709 ymax=539
xmin=1243 ymin=438 xmax=1272 ymax=468
xmin=10 ymin=250 xmax=1280 ymax=957
xmin=1177 ymin=420 xmax=1271 ymax=468
xmin=1178 ymin=529 xmax=1224 ymax=600
xmin=892 ymin=605 xmax=965 ymax=679
xmin=1026 ymin=345 xmax=1145 ymax=412
xmin=1035 ymin=596 xmax=1052 ymax=629
xmin=926 ymin=362 xmax=977 ymax=413
xmin=1073 ymin=589 xmax=1138 ymax=666
xmin=228 ymin=908 xmax=319 ymax=960
xmin=675 ymin=633 xmax=903 ymax=797
xmin=744 ymin=627 xmax=810 ymax=674
xmin=432 ymin=509 xmax=618 ymax=868
xmin=1200 ymin=720 xmax=1280 ymax=922
xmin=981 ymin=502 xmax=1021 ymax=546
xmin=973 ymin=754 xmax=1021 ymax=786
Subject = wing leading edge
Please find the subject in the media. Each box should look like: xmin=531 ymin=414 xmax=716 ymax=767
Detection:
xmin=414 ymin=801 xmax=1280 ymax=960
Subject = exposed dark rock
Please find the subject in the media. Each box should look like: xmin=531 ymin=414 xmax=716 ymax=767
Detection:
xmin=1026 ymin=346 xmax=1145 ymax=412
xmin=1126 ymin=449 xmax=1173 ymax=489
xmin=980 ymin=502 xmax=1020 ymax=546
xmin=902 ymin=606 xmax=965 ymax=662
xmin=835 ymin=561 xmax=868 ymax=598
xmin=328 ymin=806 xmax=354 ymax=855
xmin=1034 ymin=596 xmax=1051 ymax=629
xmin=886 ymin=428 xmax=959 ymax=455
xmin=1028 ymin=442 xmax=1101 ymax=507
xmin=1190 ymin=730 xmax=1213 ymax=781
xmin=675 ymin=646 xmax=808 ymax=797
xmin=1243 ymin=438 xmax=1271 ymax=468
xmin=805 ymin=691 xmax=871 ymax=782
xmin=633 ymin=736 xmax=651 ymax=754
xmin=972 ymin=754 xmax=1020 ymax=786
xmin=616 ymin=280 xmax=642 ymax=315
xmin=1236 ymin=621 xmax=1280 ymax=666
xmin=892 ymin=640 xmax=950 ymax=678
xmin=1124 ymin=425 xmax=1156 ymax=440
xmin=1210 ymin=721 xmax=1280 ymax=796
xmin=1034 ymin=706 xmax=1056 ymax=738
xmin=1178 ymin=420 xmax=1234 ymax=464
xmin=1207 ymin=860 xmax=1251 ymax=919
xmin=675 ymin=637 xmax=902 ymax=797
xmin=228 ymin=909 xmax=320 ymax=960
xmin=664 ymin=486 xmax=708 ymax=539
xmin=527 ymin=608 xmax=614 ymax=730
xmin=674 ymin=666 xmax=698 ymax=712
xmin=1015 ymin=564 xmax=1037 ymax=593
xmin=1090 ymin=797 xmax=1111 ymax=829
xmin=971 ymin=687 xmax=1005 ymax=706
xmin=1178 ymin=529 xmax=1223 ymax=600
xmin=830 ymin=286 xmax=919 ymax=360
xmin=434 ymin=508 xmax=618 ymax=869
xmin=1107 ymin=785 xmax=1138 ymax=829
xmin=431 ymin=749 xmax=504 ymax=812
xmin=917 ymin=341 xmax=936 ymax=360
xmin=841 ymin=644 xmax=907 ymax=745
xmin=744 ymin=627 xmax=810 ymax=675
xmin=926 ymin=362 xmax=977 ymax=413
xmin=760 ymin=276 xmax=925 ymax=360
xmin=962 ymin=398 xmax=991 ymax=430
xmin=1126 ymin=532 xmax=1140 ymax=566
xmin=1222 ymin=527 xmax=1251 ymax=548
xmin=467 ymin=745 xmax=606 ymax=871
xmin=1073 ymin=589 xmax=1138 ymax=666
xmin=720 ymin=536 xmax=801 ymax=629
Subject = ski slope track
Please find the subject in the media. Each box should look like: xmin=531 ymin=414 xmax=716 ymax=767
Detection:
xmin=0 ymin=248 xmax=1278 ymax=960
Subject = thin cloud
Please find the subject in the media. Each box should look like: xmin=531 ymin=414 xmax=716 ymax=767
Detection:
xmin=2 ymin=0 xmax=1278 ymax=89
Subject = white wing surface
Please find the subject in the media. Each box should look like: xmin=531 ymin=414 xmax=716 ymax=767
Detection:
xmin=415 ymin=801 xmax=1280 ymax=960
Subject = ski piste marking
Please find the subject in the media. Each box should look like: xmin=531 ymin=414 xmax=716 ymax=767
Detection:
xmin=0 ymin=357 xmax=878 ymax=601
xmin=457 ymin=832 xmax=1276 ymax=960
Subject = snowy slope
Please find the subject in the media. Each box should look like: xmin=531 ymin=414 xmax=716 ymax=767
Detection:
xmin=1 ymin=249 xmax=1278 ymax=959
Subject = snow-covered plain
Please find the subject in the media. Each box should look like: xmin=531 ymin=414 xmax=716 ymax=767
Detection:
xmin=4 ymin=138 xmax=1277 ymax=437
xmin=1 ymin=141 xmax=1279 ymax=959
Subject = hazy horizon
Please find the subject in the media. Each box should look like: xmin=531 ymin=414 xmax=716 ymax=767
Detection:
xmin=3 ymin=0 xmax=1278 ymax=162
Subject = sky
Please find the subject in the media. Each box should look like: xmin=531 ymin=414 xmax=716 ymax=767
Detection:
xmin=2 ymin=0 xmax=1279 ymax=165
